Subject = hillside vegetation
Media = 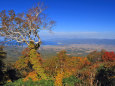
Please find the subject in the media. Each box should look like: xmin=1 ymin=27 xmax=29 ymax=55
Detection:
xmin=0 ymin=46 xmax=115 ymax=86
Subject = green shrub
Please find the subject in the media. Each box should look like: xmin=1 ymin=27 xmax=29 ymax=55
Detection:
xmin=5 ymin=76 xmax=81 ymax=86
xmin=5 ymin=78 xmax=54 ymax=86
xmin=63 ymin=76 xmax=81 ymax=86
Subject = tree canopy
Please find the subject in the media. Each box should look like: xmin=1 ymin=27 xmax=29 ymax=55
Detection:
xmin=0 ymin=3 xmax=55 ymax=46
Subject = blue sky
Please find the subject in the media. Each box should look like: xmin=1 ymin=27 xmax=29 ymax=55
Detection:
xmin=0 ymin=0 xmax=115 ymax=39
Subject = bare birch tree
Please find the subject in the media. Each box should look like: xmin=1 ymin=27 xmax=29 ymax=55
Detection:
xmin=0 ymin=3 xmax=55 ymax=49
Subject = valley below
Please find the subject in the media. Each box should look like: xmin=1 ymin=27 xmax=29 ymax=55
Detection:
xmin=4 ymin=43 xmax=115 ymax=62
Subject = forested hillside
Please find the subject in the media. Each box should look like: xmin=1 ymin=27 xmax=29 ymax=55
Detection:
xmin=0 ymin=45 xmax=115 ymax=86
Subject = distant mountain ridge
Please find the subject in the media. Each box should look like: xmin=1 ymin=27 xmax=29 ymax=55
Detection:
xmin=42 ymin=38 xmax=115 ymax=45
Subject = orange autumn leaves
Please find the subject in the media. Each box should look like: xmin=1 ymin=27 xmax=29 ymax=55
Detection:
xmin=55 ymin=72 xmax=64 ymax=86
xmin=21 ymin=50 xmax=91 ymax=85
xmin=23 ymin=71 xmax=39 ymax=82
xmin=13 ymin=48 xmax=115 ymax=86
xmin=71 ymin=57 xmax=91 ymax=69
xmin=15 ymin=49 xmax=115 ymax=85
xmin=44 ymin=50 xmax=91 ymax=86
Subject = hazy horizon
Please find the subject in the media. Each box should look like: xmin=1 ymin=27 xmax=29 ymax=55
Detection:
xmin=39 ymin=31 xmax=115 ymax=40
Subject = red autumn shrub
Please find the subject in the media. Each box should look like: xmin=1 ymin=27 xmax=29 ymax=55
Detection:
xmin=102 ymin=51 xmax=115 ymax=62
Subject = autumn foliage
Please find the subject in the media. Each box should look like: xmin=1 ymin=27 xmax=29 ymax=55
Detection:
xmin=102 ymin=51 xmax=115 ymax=62
xmin=23 ymin=71 xmax=40 ymax=82
xmin=55 ymin=72 xmax=64 ymax=86
xmin=15 ymin=42 xmax=47 ymax=80
xmin=4 ymin=49 xmax=115 ymax=86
